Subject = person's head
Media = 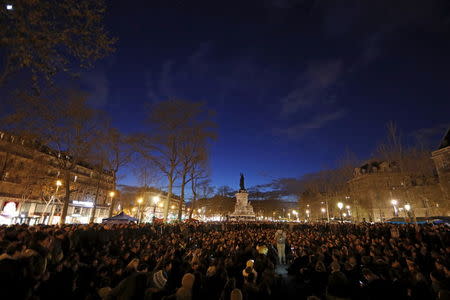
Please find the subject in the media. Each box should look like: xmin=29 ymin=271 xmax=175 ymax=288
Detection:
xmin=315 ymin=261 xmax=326 ymax=272
xmin=137 ymin=263 xmax=148 ymax=273
xmin=330 ymin=261 xmax=340 ymax=273
xmin=230 ymin=288 xmax=243 ymax=300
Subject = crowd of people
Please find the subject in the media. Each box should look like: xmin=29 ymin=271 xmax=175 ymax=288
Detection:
xmin=0 ymin=221 xmax=449 ymax=300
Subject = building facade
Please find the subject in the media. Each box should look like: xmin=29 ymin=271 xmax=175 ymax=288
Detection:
xmin=0 ymin=132 xmax=115 ymax=225
xmin=348 ymin=161 xmax=445 ymax=222
xmin=431 ymin=129 xmax=450 ymax=210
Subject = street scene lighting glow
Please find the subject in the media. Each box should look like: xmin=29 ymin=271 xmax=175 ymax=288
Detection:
xmin=321 ymin=208 xmax=326 ymax=213
xmin=137 ymin=197 xmax=143 ymax=204
xmin=6 ymin=4 xmax=13 ymax=10
xmin=109 ymin=191 xmax=115 ymax=198
xmin=152 ymin=195 xmax=160 ymax=204
xmin=404 ymin=204 xmax=411 ymax=211
xmin=391 ymin=199 xmax=398 ymax=206
xmin=337 ymin=202 xmax=343 ymax=209
xmin=56 ymin=180 xmax=62 ymax=186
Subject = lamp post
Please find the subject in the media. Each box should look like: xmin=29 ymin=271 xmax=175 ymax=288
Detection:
xmin=305 ymin=209 xmax=310 ymax=221
xmin=43 ymin=180 xmax=62 ymax=224
xmin=109 ymin=191 xmax=116 ymax=212
xmin=345 ymin=205 xmax=351 ymax=221
xmin=391 ymin=199 xmax=398 ymax=217
xmin=292 ymin=210 xmax=298 ymax=221
xmin=404 ymin=203 xmax=417 ymax=225
xmin=337 ymin=202 xmax=344 ymax=222
xmin=321 ymin=207 xmax=326 ymax=221
xmin=152 ymin=195 xmax=160 ymax=222
xmin=137 ymin=197 xmax=143 ymax=223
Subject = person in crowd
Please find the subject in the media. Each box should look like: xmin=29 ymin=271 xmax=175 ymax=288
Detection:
xmin=274 ymin=229 xmax=287 ymax=265
xmin=0 ymin=222 xmax=448 ymax=300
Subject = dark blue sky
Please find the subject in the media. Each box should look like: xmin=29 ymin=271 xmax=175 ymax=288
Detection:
xmin=84 ymin=0 xmax=450 ymax=190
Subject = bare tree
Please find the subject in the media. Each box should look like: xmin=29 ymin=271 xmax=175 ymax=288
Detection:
xmin=0 ymin=0 xmax=116 ymax=90
xmin=5 ymin=89 xmax=105 ymax=224
xmin=136 ymin=99 xmax=215 ymax=221
xmin=176 ymin=122 xmax=216 ymax=220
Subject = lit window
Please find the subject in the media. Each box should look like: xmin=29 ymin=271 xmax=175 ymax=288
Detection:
xmin=6 ymin=4 xmax=13 ymax=10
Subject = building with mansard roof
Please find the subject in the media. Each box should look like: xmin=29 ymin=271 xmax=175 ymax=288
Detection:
xmin=0 ymin=131 xmax=115 ymax=225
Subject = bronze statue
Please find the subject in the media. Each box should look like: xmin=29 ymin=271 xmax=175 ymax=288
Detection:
xmin=240 ymin=173 xmax=245 ymax=191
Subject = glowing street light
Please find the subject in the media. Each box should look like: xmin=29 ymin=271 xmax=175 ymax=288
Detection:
xmin=171 ymin=205 xmax=175 ymax=210
xmin=6 ymin=4 xmax=13 ymax=10
xmin=152 ymin=196 xmax=160 ymax=221
xmin=109 ymin=191 xmax=116 ymax=198
xmin=320 ymin=207 xmax=326 ymax=221
xmin=391 ymin=199 xmax=398 ymax=216
xmin=337 ymin=202 xmax=344 ymax=222
xmin=404 ymin=204 xmax=411 ymax=211
xmin=137 ymin=198 xmax=143 ymax=204
xmin=44 ymin=179 xmax=63 ymax=224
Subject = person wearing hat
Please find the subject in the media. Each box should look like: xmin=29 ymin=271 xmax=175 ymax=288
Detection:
xmin=175 ymin=273 xmax=195 ymax=300
xmin=242 ymin=260 xmax=257 ymax=282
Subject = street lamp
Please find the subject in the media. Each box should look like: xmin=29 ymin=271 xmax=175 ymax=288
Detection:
xmin=391 ymin=199 xmax=398 ymax=217
xmin=152 ymin=195 xmax=160 ymax=221
xmin=305 ymin=209 xmax=310 ymax=221
xmin=345 ymin=205 xmax=351 ymax=218
xmin=43 ymin=180 xmax=63 ymax=224
xmin=292 ymin=210 xmax=298 ymax=221
xmin=109 ymin=191 xmax=116 ymax=210
xmin=337 ymin=202 xmax=344 ymax=222
xmin=321 ymin=207 xmax=326 ymax=221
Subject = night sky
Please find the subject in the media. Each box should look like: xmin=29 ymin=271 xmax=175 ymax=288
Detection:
xmin=83 ymin=0 xmax=450 ymax=190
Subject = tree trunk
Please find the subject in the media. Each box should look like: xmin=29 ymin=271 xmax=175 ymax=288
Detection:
xmin=90 ymin=175 xmax=102 ymax=223
xmin=60 ymin=169 xmax=71 ymax=225
xmin=178 ymin=173 xmax=186 ymax=220
xmin=164 ymin=174 xmax=173 ymax=221
xmin=189 ymin=175 xmax=196 ymax=219
xmin=108 ymin=172 xmax=117 ymax=217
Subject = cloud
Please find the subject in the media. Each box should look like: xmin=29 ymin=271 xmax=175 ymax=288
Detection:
xmin=145 ymin=43 xmax=278 ymax=107
xmin=82 ymin=70 xmax=109 ymax=107
xmin=280 ymin=59 xmax=342 ymax=117
xmin=274 ymin=109 xmax=346 ymax=139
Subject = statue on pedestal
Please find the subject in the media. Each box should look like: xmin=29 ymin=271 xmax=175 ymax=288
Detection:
xmin=240 ymin=173 xmax=245 ymax=191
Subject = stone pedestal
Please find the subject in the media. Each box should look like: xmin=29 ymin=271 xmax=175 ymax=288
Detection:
xmin=230 ymin=190 xmax=255 ymax=221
